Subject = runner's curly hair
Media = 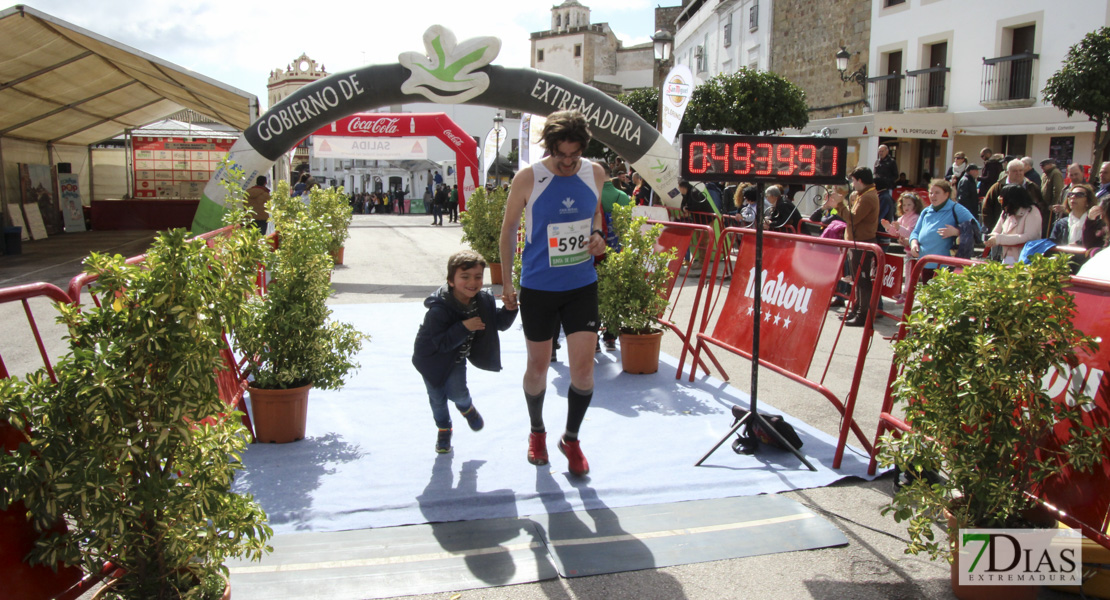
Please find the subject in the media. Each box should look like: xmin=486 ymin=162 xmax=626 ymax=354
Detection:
xmin=541 ymin=110 xmax=591 ymax=153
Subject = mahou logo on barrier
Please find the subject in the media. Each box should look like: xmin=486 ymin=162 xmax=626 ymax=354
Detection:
xmin=713 ymin=236 xmax=843 ymax=376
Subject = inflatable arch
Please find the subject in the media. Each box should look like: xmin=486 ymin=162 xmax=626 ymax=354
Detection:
xmin=309 ymin=113 xmax=481 ymax=203
xmin=192 ymin=25 xmax=682 ymax=233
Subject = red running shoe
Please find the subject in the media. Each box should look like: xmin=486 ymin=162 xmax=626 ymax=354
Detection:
xmin=558 ymin=436 xmax=590 ymax=476
xmin=528 ymin=431 xmax=548 ymax=465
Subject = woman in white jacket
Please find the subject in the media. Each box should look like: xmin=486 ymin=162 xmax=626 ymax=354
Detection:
xmin=985 ymin=184 xmax=1043 ymax=265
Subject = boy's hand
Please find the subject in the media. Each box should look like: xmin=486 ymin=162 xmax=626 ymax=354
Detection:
xmin=463 ymin=316 xmax=486 ymax=331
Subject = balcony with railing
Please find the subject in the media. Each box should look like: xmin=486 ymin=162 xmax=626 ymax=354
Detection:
xmin=866 ymin=73 xmax=904 ymax=113
xmin=905 ymin=66 xmax=949 ymax=112
xmin=980 ymin=53 xmax=1038 ymax=109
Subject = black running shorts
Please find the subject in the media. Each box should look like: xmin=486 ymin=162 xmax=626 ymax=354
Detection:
xmin=519 ymin=282 xmax=599 ymax=342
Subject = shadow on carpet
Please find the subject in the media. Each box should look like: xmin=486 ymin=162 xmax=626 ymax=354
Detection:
xmin=232 ymin=302 xmax=875 ymax=535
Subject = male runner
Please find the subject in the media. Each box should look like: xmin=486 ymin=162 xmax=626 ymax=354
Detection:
xmin=498 ymin=110 xmax=606 ymax=476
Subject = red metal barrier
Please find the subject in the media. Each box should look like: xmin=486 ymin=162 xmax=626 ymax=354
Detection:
xmin=687 ymin=228 xmax=883 ymax=468
xmin=649 ymin=220 xmax=717 ymax=379
xmin=868 ymin=254 xmax=1110 ymax=551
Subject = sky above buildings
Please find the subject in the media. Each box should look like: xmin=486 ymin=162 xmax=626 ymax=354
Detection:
xmin=24 ymin=0 xmax=660 ymax=106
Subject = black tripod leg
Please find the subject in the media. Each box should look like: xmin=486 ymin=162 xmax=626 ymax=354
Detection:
xmin=749 ymin=413 xmax=818 ymax=472
xmin=695 ymin=413 xmax=751 ymax=466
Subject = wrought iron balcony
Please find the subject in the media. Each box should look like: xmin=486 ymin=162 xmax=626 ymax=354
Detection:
xmin=866 ymin=73 xmax=904 ymax=113
xmin=905 ymin=66 xmax=949 ymax=111
xmin=980 ymin=53 xmax=1038 ymax=109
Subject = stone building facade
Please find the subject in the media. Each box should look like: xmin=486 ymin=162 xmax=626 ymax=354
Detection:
xmin=266 ymin=54 xmax=329 ymax=183
xmin=530 ymin=0 xmax=655 ymax=97
xmin=770 ymin=0 xmax=871 ymax=121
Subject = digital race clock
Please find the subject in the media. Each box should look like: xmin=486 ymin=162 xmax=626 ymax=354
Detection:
xmin=679 ymin=134 xmax=849 ymax=184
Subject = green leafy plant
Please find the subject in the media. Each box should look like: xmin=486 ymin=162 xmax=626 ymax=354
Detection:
xmin=235 ymin=180 xmax=367 ymax=390
xmin=306 ymin=185 xmax=354 ymax=254
xmin=685 ymin=68 xmax=808 ymax=134
xmin=596 ymin=203 xmax=677 ymax=335
xmin=460 ymin=186 xmax=507 ymax=264
xmin=878 ymin=256 xmax=1110 ymax=561
xmin=0 ymin=173 xmax=273 ymax=599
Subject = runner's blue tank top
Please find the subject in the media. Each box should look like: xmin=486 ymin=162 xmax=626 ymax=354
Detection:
xmin=520 ymin=159 xmax=599 ymax=292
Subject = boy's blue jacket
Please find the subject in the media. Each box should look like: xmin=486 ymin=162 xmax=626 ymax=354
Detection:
xmin=412 ymin=285 xmax=518 ymax=387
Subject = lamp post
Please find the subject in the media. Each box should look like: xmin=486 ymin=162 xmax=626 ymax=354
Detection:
xmin=493 ymin=112 xmax=503 ymax=187
xmin=652 ymin=29 xmax=674 ymax=131
xmin=836 ymin=46 xmax=868 ymax=105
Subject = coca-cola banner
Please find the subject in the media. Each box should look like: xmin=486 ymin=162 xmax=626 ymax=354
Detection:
xmin=879 ymin=259 xmax=903 ymax=300
xmin=711 ymin=236 xmax=844 ymax=376
xmin=191 ymin=24 xmax=681 ymax=233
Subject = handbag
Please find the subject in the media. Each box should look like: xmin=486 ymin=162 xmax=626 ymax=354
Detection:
xmin=950 ymin=202 xmax=981 ymax=259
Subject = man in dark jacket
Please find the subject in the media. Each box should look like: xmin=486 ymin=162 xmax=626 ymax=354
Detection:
xmin=957 ymin=164 xmax=981 ymax=219
xmin=678 ymin=180 xmax=714 ymax=215
xmin=432 ymin=184 xmax=448 ymax=226
xmin=873 ymin=145 xmax=897 ymax=228
xmin=978 ymin=148 xmax=1005 ymax=197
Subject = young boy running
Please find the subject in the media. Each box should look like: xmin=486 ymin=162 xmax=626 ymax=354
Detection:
xmin=412 ymin=250 xmax=518 ymax=453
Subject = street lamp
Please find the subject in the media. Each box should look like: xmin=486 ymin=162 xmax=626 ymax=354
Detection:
xmin=836 ymin=45 xmax=868 ymax=89
xmin=492 ymin=112 xmax=503 ymax=187
xmin=652 ymin=29 xmax=674 ymax=130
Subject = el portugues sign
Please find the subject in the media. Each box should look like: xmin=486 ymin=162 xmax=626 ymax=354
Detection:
xmin=191 ymin=25 xmax=683 ymax=233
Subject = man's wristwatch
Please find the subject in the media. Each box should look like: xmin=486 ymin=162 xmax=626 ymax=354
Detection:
xmin=591 ymin=229 xmax=604 ymax=238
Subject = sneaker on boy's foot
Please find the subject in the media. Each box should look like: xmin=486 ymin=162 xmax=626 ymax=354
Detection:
xmin=603 ymin=334 xmax=617 ymax=350
xmin=461 ymin=406 xmax=484 ymax=431
xmin=559 ymin=436 xmax=590 ymax=476
xmin=527 ymin=431 xmax=548 ymax=465
xmin=436 ymin=428 xmax=452 ymax=454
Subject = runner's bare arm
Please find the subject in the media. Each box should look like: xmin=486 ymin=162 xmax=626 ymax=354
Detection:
xmin=589 ymin=162 xmax=607 ymax=256
xmin=499 ymin=167 xmax=533 ymax=309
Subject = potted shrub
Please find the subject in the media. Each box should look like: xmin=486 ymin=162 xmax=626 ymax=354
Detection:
xmin=306 ymin=185 xmax=354 ymax=265
xmin=235 ymin=180 xmax=367 ymax=443
xmin=877 ymin=256 xmax=1110 ymax=599
xmin=596 ymin=203 xmax=677 ymax=374
xmin=460 ymin=187 xmax=507 ymax=284
xmin=0 ymin=194 xmax=273 ymax=599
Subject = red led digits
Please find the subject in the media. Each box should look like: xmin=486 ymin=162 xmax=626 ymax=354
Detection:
xmin=708 ymin=142 xmax=730 ymax=173
xmin=776 ymin=144 xmax=796 ymax=176
xmin=754 ymin=143 xmax=773 ymax=175
xmin=798 ymin=144 xmax=816 ymax=176
xmin=830 ymin=146 xmax=839 ymax=175
xmin=732 ymin=143 xmax=752 ymax=175
xmin=688 ymin=141 xmax=709 ymax=174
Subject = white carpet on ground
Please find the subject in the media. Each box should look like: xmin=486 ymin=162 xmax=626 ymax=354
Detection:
xmin=232 ymin=301 xmax=875 ymax=535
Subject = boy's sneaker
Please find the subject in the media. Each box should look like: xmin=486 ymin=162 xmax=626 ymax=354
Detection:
xmin=527 ymin=431 xmax=548 ymax=465
xmin=461 ymin=406 xmax=484 ymax=431
xmin=558 ymin=436 xmax=590 ymax=476
xmin=436 ymin=428 xmax=452 ymax=454
xmin=603 ymin=332 xmax=617 ymax=350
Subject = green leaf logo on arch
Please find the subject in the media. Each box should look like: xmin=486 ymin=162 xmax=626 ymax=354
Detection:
xmin=399 ymin=25 xmax=501 ymax=104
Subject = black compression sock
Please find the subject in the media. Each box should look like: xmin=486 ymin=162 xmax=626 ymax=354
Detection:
xmin=565 ymin=385 xmax=593 ymax=439
xmin=525 ymin=389 xmax=546 ymax=433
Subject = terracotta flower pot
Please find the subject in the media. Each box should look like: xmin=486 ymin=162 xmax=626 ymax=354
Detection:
xmin=489 ymin=262 xmax=503 ymax=285
xmin=618 ymin=330 xmax=664 ymax=374
xmin=331 ymin=246 xmax=345 ymax=265
xmin=92 ymin=573 xmax=230 ymax=600
xmin=248 ymin=384 xmax=311 ymax=443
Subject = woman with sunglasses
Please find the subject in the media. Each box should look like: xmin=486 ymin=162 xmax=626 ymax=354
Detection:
xmin=1050 ymin=184 xmax=1096 ymax=247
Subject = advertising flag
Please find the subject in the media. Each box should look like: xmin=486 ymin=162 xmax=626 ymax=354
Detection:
xmin=660 ymin=64 xmax=694 ymax=145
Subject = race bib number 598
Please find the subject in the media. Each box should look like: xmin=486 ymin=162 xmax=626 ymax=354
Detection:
xmin=547 ymin=218 xmax=591 ymax=267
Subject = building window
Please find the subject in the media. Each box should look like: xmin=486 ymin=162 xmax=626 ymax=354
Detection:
xmin=555 ymin=15 xmax=561 ymax=29
xmin=574 ymin=44 xmax=582 ymax=58
xmin=537 ymin=49 xmax=544 ymax=62
xmin=695 ymin=46 xmax=706 ymax=72
xmin=884 ymin=0 xmax=906 ymax=6
xmin=749 ymin=2 xmax=759 ymax=32
xmin=723 ymin=13 xmax=732 ymax=48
